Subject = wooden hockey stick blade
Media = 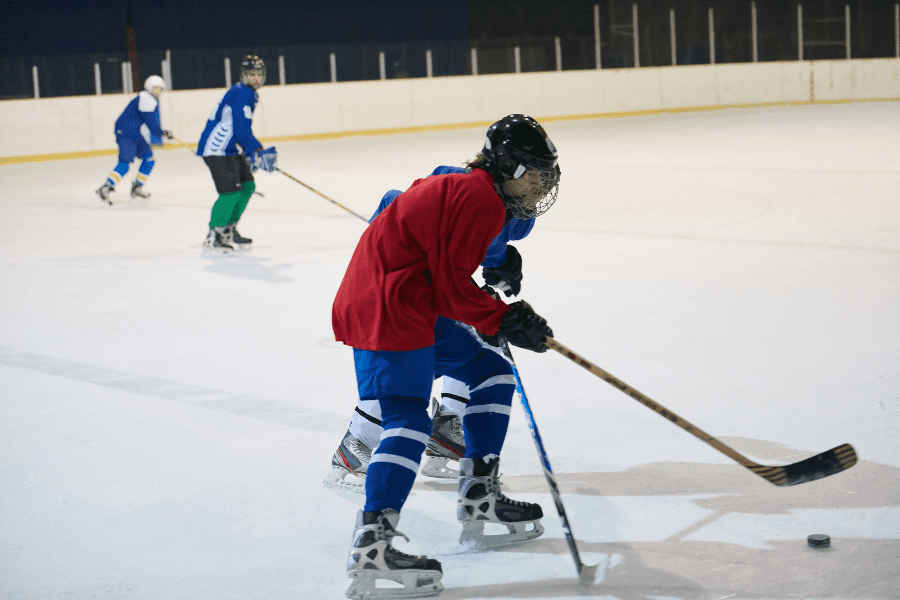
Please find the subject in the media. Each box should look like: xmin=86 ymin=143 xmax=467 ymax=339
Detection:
xmin=751 ymin=443 xmax=857 ymax=486
xmin=545 ymin=337 xmax=858 ymax=487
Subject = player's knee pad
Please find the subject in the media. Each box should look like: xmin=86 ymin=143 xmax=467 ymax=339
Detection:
xmin=370 ymin=397 xmax=431 ymax=480
xmin=378 ymin=396 xmax=431 ymax=436
xmin=464 ymin=353 xmax=515 ymax=403
xmin=138 ymin=158 xmax=155 ymax=175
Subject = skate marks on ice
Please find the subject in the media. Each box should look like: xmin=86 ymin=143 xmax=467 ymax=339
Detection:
xmin=0 ymin=347 xmax=342 ymax=431
xmin=431 ymin=551 xmax=620 ymax=598
xmin=200 ymin=253 xmax=294 ymax=283
xmin=417 ymin=439 xmax=899 ymax=599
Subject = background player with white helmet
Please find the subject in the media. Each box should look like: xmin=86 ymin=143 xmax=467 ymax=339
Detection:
xmin=331 ymin=114 xmax=559 ymax=599
xmin=95 ymin=75 xmax=172 ymax=204
xmin=197 ymin=55 xmax=277 ymax=254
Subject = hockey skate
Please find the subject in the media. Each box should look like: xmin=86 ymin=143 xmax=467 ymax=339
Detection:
xmin=131 ymin=180 xmax=151 ymax=199
xmin=347 ymin=509 xmax=443 ymax=599
xmin=202 ymin=227 xmax=234 ymax=255
xmin=223 ymin=223 xmax=252 ymax=249
xmin=421 ymin=399 xmax=464 ymax=479
xmin=323 ymin=430 xmax=370 ymax=494
xmin=96 ymin=182 xmax=114 ymax=205
xmin=457 ymin=457 xmax=544 ymax=547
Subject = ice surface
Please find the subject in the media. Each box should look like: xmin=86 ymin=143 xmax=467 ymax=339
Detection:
xmin=1 ymin=102 xmax=898 ymax=599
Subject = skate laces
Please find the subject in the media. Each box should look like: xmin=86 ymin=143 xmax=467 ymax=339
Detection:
xmin=497 ymin=490 xmax=531 ymax=507
xmin=482 ymin=469 xmax=530 ymax=508
xmin=365 ymin=522 xmax=416 ymax=556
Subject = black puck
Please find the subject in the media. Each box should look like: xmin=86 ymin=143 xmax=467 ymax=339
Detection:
xmin=807 ymin=534 xmax=830 ymax=548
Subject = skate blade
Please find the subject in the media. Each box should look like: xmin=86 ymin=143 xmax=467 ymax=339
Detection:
xmin=322 ymin=466 xmax=365 ymax=494
xmin=459 ymin=519 xmax=544 ymax=548
xmin=346 ymin=569 xmax=443 ymax=599
xmin=420 ymin=456 xmax=458 ymax=479
xmin=201 ymin=245 xmax=233 ymax=256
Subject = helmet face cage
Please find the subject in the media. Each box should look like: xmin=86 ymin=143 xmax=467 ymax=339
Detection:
xmin=240 ymin=56 xmax=266 ymax=89
xmin=483 ymin=114 xmax=560 ymax=219
xmin=501 ymin=160 xmax=560 ymax=219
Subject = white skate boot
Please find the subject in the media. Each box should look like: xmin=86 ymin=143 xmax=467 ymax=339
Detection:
xmin=457 ymin=457 xmax=544 ymax=547
xmin=202 ymin=227 xmax=234 ymax=255
xmin=420 ymin=398 xmax=464 ymax=479
xmin=131 ymin=180 xmax=151 ymax=199
xmin=96 ymin=182 xmax=114 ymax=205
xmin=323 ymin=430 xmax=371 ymax=494
xmin=223 ymin=222 xmax=252 ymax=249
xmin=346 ymin=509 xmax=443 ymax=599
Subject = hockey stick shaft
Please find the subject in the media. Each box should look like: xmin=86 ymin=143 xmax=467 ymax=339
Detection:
xmin=172 ymin=137 xmax=368 ymax=223
xmin=167 ymin=136 xmax=263 ymax=199
xmin=546 ymin=337 xmax=857 ymax=487
xmin=500 ymin=339 xmax=597 ymax=587
xmin=276 ymin=168 xmax=370 ymax=223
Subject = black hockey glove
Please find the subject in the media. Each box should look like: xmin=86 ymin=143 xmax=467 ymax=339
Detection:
xmin=482 ymin=245 xmax=523 ymax=297
xmin=497 ymin=300 xmax=553 ymax=353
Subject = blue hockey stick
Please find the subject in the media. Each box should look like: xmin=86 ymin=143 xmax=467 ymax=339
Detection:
xmin=499 ymin=338 xmax=598 ymax=587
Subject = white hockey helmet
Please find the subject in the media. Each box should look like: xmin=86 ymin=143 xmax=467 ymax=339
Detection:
xmin=144 ymin=75 xmax=166 ymax=96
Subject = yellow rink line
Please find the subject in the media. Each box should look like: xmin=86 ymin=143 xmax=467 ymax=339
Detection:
xmin=2 ymin=97 xmax=897 ymax=165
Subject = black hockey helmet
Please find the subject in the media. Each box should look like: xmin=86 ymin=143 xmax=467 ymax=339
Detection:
xmin=240 ymin=55 xmax=266 ymax=89
xmin=481 ymin=114 xmax=560 ymax=219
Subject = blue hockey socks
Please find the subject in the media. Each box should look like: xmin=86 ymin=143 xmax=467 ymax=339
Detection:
xmin=135 ymin=157 xmax=154 ymax=188
xmin=364 ymin=396 xmax=431 ymax=513
xmin=106 ymin=162 xmax=130 ymax=187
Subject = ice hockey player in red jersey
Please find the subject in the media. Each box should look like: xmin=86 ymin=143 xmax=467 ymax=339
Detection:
xmin=324 ymin=164 xmax=537 ymax=492
xmin=332 ymin=115 xmax=560 ymax=599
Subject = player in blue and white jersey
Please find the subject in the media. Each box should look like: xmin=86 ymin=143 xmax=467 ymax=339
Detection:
xmin=197 ymin=55 xmax=277 ymax=253
xmin=96 ymin=75 xmax=172 ymax=204
xmin=324 ymin=163 xmax=537 ymax=488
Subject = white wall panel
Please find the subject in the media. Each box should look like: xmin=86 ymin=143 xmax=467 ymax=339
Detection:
xmin=717 ymin=62 xmax=781 ymax=105
xmin=411 ymin=76 xmax=483 ymax=126
xmin=601 ymin=68 xmax=662 ymax=113
xmin=660 ymin=64 xmax=719 ymax=108
xmin=852 ymin=59 xmax=900 ymax=99
xmin=780 ymin=62 xmax=814 ymax=103
xmin=543 ymin=71 xmax=605 ymax=116
xmin=813 ymin=61 xmax=856 ymax=102
xmin=2 ymin=59 xmax=898 ymax=160
xmin=477 ymin=73 xmax=549 ymax=122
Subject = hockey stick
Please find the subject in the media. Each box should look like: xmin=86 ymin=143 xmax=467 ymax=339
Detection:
xmin=168 ymin=135 xmax=263 ymax=197
xmin=499 ymin=338 xmax=598 ymax=587
xmin=545 ymin=337 xmax=857 ymax=487
xmin=276 ymin=168 xmax=370 ymax=223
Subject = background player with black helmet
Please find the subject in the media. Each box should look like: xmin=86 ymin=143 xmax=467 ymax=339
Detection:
xmin=95 ymin=75 xmax=172 ymax=204
xmin=331 ymin=115 xmax=560 ymax=599
xmin=196 ymin=55 xmax=277 ymax=254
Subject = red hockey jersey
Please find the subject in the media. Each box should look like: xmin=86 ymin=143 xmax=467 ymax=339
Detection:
xmin=332 ymin=169 xmax=510 ymax=351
